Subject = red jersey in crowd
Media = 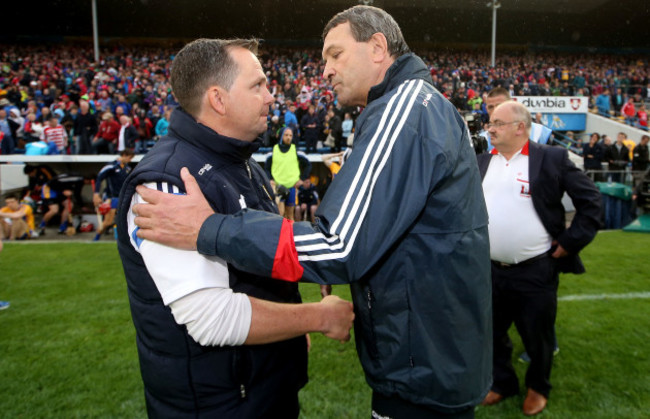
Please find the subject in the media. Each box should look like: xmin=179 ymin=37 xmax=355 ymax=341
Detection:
xmin=97 ymin=119 xmax=121 ymax=144
xmin=638 ymin=109 xmax=648 ymax=127
xmin=42 ymin=125 xmax=68 ymax=152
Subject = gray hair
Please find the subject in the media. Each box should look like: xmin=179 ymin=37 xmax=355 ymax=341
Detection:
xmin=322 ymin=5 xmax=410 ymax=58
xmin=170 ymin=38 xmax=259 ymax=117
xmin=507 ymin=100 xmax=532 ymax=131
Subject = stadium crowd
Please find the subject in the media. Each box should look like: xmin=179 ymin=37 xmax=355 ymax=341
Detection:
xmin=0 ymin=44 xmax=649 ymax=156
xmin=1 ymin=44 xmax=649 ymax=242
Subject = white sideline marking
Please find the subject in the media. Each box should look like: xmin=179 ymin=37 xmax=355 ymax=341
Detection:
xmin=559 ymin=292 xmax=650 ymax=301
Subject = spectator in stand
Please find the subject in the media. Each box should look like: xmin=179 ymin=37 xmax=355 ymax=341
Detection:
xmin=154 ymin=108 xmax=172 ymax=139
xmin=325 ymin=107 xmax=343 ymax=152
xmin=621 ymin=97 xmax=636 ymax=126
xmin=73 ymin=101 xmax=98 ymax=154
xmin=113 ymin=94 xmax=131 ymax=115
xmin=341 ymin=111 xmax=353 ymax=146
xmin=632 ymin=135 xmax=649 ymax=172
xmin=60 ymin=104 xmax=78 ymax=144
xmin=93 ymin=149 xmax=135 ymax=241
xmin=97 ymin=89 xmax=113 ymax=113
xmin=636 ymin=103 xmax=648 ymax=130
xmin=611 ymin=88 xmax=625 ymax=116
xmin=0 ymin=108 xmax=16 ymax=154
xmin=1 ymin=195 xmax=36 ymax=240
xmin=604 ymin=132 xmax=630 ymax=182
xmin=8 ymin=108 xmax=25 ymax=149
xmin=117 ymin=115 xmax=138 ymax=152
xmin=583 ymin=133 xmax=604 ymax=180
xmin=133 ymin=108 xmax=153 ymax=152
xmin=41 ymin=116 xmax=68 ymax=154
xmin=300 ymin=103 xmax=320 ymax=153
xmin=114 ymin=105 xmax=126 ymax=121
xmin=284 ymin=103 xmax=299 ymax=142
xmin=23 ymin=112 xmax=45 ymax=143
xmin=596 ymin=89 xmax=611 ymax=117
xmin=93 ymin=112 xmax=120 ymax=154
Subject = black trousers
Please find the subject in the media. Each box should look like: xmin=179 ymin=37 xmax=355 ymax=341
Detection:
xmin=490 ymin=255 xmax=558 ymax=399
xmin=371 ymin=392 xmax=475 ymax=419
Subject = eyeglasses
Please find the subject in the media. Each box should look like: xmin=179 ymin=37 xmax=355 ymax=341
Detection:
xmin=487 ymin=120 xmax=522 ymax=129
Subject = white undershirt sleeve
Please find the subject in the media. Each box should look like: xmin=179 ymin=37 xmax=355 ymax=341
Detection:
xmin=127 ymin=182 xmax=252 ymax=346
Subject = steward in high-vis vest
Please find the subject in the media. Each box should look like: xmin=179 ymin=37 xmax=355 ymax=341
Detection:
xmin=265 ymin=127 xmax=311 ymax=220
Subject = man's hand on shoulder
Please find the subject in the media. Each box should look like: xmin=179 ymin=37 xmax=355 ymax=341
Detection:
xmin=134 ymin=167 xmax=214 ymax=250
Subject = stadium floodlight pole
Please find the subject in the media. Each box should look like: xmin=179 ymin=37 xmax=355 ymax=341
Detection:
xmin=487 ymin=1 xmax=501 ymax=67
xmin=92 ymin=0 xmax=99 ymax=63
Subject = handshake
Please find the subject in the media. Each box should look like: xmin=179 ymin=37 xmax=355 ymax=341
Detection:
xmin=318 ymin=295 xmax=355 ymax=342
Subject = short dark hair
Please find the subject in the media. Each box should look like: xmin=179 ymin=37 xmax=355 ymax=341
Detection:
xmin=170 ymin=38 xmax=259 ymax=117
xmin=487 ymin=87 xmax=510 ymax=99
xmin=120 ymin=149 xmax=135 ymax=157
xmin=322 ymin=5 xmax=410 ymax=58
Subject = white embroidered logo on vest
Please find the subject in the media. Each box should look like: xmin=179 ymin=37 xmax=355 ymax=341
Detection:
xmin=198 ymin=164 xmax=213 ymax=176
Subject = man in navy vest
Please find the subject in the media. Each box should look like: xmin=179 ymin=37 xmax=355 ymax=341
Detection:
xmin=116 ymin=39 xmax=354 ymax=418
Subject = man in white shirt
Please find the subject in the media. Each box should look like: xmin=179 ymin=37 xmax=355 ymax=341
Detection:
xmin=477 ymin=101 xmax=600 ymax=416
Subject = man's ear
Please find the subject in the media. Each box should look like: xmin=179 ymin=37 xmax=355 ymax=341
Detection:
xmin=369 ymin=32 xmax=389 ymax=63
xmin=207 ymin=86 xmax=227 ymax=116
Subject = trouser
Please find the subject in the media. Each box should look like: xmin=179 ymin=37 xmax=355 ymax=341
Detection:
xmin=371 ymin=392 xmax=475 ymax=419
xmin=77 ymin=134 xmax=92 ymax=154
xmin=92 ymin=137 xmax=112 ymax=154
xmin=305 ymin=135 xmax=318 ymax=153
xmin=490 ymin=255 xmax=558 ymax=399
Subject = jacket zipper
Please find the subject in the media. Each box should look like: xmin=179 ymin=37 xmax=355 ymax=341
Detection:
xmin=245 ymin=160 xmax=252 ymax=179
xmin=366 ymin=287 xmax=380 ymax=358
xmin=245 ymin=160 xmax=274 ymax=202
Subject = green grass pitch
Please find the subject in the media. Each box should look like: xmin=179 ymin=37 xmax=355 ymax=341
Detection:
xmin=0 ymin=231 xmax=648 ymax=418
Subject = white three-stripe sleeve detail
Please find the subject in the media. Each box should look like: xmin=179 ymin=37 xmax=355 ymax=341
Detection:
xmin=296 ymin=79 xmax=425 ymax=262
xmin=338 ymin=80 xmax=418 ymax=241
xmin=330 ymin=81 xmax=411 ymax=234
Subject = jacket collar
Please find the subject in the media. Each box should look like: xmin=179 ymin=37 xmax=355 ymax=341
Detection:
xmin=367 ymin=53 xmax=432 ymax=105
xmin=528 ymin=139 xmax=544 ymax=185
xmin=168 ymin=108 xmax=261 ymax=161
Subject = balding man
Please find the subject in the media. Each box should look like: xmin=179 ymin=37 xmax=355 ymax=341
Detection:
xmin=482 ymin=87 xmax=553 ymax=152
xmin=477 ymin=101 xmax=601 ymax=416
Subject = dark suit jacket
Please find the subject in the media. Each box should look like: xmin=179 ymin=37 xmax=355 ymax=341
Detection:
xmin=477 ymin=141 xmax=602 ymax=274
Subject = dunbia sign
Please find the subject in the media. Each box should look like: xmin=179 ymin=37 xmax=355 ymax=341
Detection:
xmin=513 ymin=96 xmax=589 ymax=113
xmin=513 ymin=96 xmax=589 ymax=131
